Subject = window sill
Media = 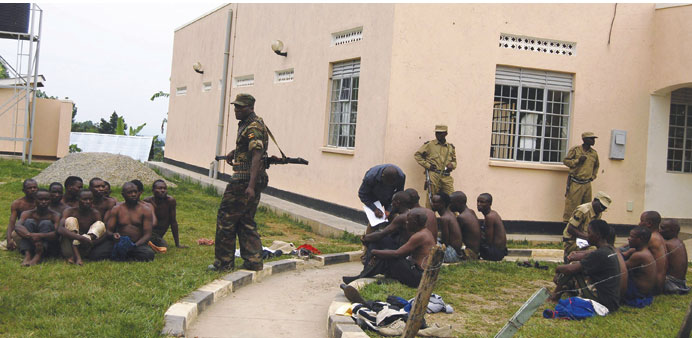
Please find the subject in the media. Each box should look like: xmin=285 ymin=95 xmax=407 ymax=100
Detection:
xmin=488 ymin=160 xmax=568 ymax=172
xmin=320 ymin=146 xmax=355 ymax=155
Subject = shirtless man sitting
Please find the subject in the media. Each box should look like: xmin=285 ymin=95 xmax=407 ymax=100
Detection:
xmin=143 ymin=180 xmax=186 ymax=248
xmin=106 ymin=182 xmax=154 ymax=261
xmin=5 ymin=178 xmax=38 ymax=251
xmin=89 ymin=177 xmax=117 ymax=221
xmin=57 ymin=190 xmax=112 ymax=265
xmin=344 ymin=209 xmax=436 ymax=288
xmin=622 ymin=226 xmax=656 ymax=307
xmin=14 ymin=189 xmax=61 ymax=266
xmin=432 ymin=192 xmax=464 ymax=263
xmin=405 ymin=188 xmax=438 ymax=238
xmin=361 ymin=191 xmax=413 ymax=249
xmin=61 ymin=176 xmax=83 ymax=208
xmin=48 ymin=182 xmax=69 ymax=216
xmin=449 ymin=191 xmax=481 ymax=260
xmin=621 ymin=211 xmax=667 ymax=295
xmin=477 ymin=193 xmax=507 ymax=261
xmin=660 ymin=219 xmax=690 ymax=294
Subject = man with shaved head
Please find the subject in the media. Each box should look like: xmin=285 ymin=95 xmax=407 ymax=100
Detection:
xmin=622 ymin=211 xmax=667 ymax=295
xmin=660 ymin=219 xmax=689 ymax=294
xmin=106 ymin=182 xmax=154 ymax=261
xmin=622 ymin=226 xmax=656 ymax=307
xmin=432 ymin=192 xmax=463 ymax=262
xmin=343 ymin=208 xmax=435 ymax=287
xmin=450 ymin=191 xmax=481 ymax=260
xmin=14 ymin=189 xmax=60 ymax=266
xmin=358 ymin=164 xmax=406 ymax=221
xmin=477 ymin=193 xmax=507 ymax=261
xmin=89 ymin=177 xmax=116 ymax=221
xmin=57 ymin=190 xmax=112 ymax=265
xmin=361 ymin=191 xmax=413 ymax=249
xmin=4 ymin=178 xmax=38 ymax=251
xmin=405 ymin=188 xmax=438 ymax=237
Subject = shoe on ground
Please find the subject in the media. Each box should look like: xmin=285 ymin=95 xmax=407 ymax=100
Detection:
xmin=208 ymin=263 xmax=233 ymax=272
xmin=340 ymin=283 xmax=367 ymax=304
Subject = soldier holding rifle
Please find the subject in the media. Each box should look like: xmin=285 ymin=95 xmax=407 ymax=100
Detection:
xmin=414 ymin=125 xmax=457 ymax=208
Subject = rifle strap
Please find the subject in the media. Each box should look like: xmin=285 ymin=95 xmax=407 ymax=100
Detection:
xmin=265 ymin=124 xmax=287 ymax=160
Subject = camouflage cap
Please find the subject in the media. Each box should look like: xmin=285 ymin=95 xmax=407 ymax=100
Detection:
xmin=594 ymin=191 xmax=612 ymax=209
xmin=231 ymin=93 xmax=255 ymax=107
xmin=581 ymin=131 xmax=597 ymax=139
xmin=435 ymin=125 xmax=448 ymax=132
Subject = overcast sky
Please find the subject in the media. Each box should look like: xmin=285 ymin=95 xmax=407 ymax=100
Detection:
xmin=0 ymin=2 xmax=221 ymax=138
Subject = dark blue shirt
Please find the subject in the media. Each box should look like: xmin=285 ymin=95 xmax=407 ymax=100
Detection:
xmin=358 ymin=164 xmax=406 ymax=212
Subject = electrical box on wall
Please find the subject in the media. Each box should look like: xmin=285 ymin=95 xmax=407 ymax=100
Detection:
xmin=609 ymin=129 xmax=627 ymax=160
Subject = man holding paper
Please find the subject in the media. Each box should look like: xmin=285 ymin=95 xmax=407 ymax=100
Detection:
xmin=358 ymin=164 xmax=406 ymax=221
xmin=561 ymin=191 xmax=612 ymax=263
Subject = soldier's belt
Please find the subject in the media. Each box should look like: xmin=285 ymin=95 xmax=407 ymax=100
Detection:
xmin=430 ymin=169 xmax=450 ymax=176
xmin=569 ymin=175 xmax=592 ymax=185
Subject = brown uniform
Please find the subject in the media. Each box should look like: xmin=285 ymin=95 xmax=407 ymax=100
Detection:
xmin=562 ymin=145 xmax=599 ymax=221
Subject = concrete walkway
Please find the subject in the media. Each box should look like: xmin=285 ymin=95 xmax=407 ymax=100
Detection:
xmin=187 ymin=262 xmax=362 ymax=338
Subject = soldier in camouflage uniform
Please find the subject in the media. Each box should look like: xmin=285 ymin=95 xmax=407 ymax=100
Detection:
xmin=414 ymin=125 xmax=457 ymax=208
xmin=209 ymin=94 xmax=268 ymax=271
xmin=562 ymin=191 xmax=611 ymax=262
xmin=562 ymin=132 xmax=600 ymax=222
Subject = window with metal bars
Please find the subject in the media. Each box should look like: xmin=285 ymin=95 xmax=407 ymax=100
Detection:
xmin=327 ymin=59 xmax=360 ymax=148
xmin=667 ymin=88 xmax=692 ymax=173
xmin=491 ymin=66 xmax=572 ymax=163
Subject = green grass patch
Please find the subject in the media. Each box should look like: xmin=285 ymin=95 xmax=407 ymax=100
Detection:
xmin=358 ymin=261 xmax=692 ymax=337
xmin=0 ymin=158 xmax=360 ymax=336
xmin=507 ymin=239 xmax=562 ymax=250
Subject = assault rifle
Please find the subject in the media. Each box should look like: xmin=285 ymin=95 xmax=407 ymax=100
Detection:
xmin=215 ymin=155 xmax=308 ymax=169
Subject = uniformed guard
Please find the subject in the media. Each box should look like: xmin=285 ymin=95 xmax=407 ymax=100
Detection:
xmin=209 ymin=93 xmax=268 ymax=271
xmin=414 ymin=124 xmax=457 ymax=207
xmin=562 ymin=131 xmax=600 ymax=222
xmin=562 ymin=191 xmax=612 ymax=262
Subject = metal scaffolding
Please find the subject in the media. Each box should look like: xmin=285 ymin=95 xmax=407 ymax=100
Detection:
xmin=0 ymin=3 xmax=43 ymax=164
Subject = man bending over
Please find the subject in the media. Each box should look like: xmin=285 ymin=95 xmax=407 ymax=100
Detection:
xmin=432 ymin=192 xmax=463 ymax=263
xmin=623 ymin=226 xmax=656 ymax=307
xmin=477 ymin=193 xmax=507 ymax=261
xmin=449 ymin=191 xmax=481 ymax=260
xmin=144 ymin=180 xmax=186 ymax=248
xmin=660 ymin=219 xmax=690 ymax=294
xmin=550 ymin=220 xmax=621 ymax=313
xmin=106 ymin=182 xmax=154 ymax=261
xmin=57 ymin=190 xmax=112 ymax=265
xmin=15 ymin=189 xmax=60 ymax=266
xmin=5 ymin=178 xmax=38 ymax=251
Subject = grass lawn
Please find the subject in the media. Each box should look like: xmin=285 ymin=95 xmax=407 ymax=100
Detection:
xmin=359 ymin=261 xmax=692 ymax=337
xmin=0 ymin=158 xmax=361 ymax=337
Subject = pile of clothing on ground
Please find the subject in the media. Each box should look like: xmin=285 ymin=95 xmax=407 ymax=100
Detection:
xmin=231 ymin=240 xmax=321 ymax=259
xmin=336 ymin=293 xmax=454 ymax=337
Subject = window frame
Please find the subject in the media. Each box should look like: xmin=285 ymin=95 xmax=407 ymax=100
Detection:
xmin=326 ymin=59 xmax=360 ymax=149
xmin=491 ymin=66 xmax=573 ymax=164
xmin=667 ymin=101 xmax=692 ymax=173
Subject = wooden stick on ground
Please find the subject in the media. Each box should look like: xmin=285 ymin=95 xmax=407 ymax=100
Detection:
xmin=402 ymin=244 xmax=445 ymax=338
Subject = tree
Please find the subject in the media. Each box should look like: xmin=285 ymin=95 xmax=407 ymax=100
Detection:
xmin=128 ymin=123 xmax=146 ymax=136
xmin=0 ymin=61 xmax=8 ymax=79
xmin=97 ymin=111 xmax=127 ymax=135
xmin=71 ymin=120 xmax=98 ymax=133
xmin=148 ymin=135 xmax=165 ymax=161
xmin=35 ymin=90 xmax=57 ymax=99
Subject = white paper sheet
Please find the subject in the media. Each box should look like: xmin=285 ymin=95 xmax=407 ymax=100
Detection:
xmin=576 ymin=238 xmax=589 ymax=249
xmin=363 ymin=201 xmax=387 ymax=227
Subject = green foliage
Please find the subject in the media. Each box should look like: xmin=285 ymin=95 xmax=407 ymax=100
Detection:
xmin=128 ymin=122 xmax=146 ymax=136
xmin=0 ymin=61 xmax=8 ymax=79
xmin=148 ymin=135 xmax=165 ymax=161
xmin=114 ymin=116 xmax=126 ymax=135
xmin=71 ymin=120 xmax=98 ymax=133
xmin=149 ymin=91 xmax=170 ymax=101
xmin=35 ymin=90 xmax=57 ymax=99
xmin=71 ymin=103 xmax=77 ymax=123
xmin=68 ymin=144 xmax=82 ymax=153
xmin=98 ymin=111 xmax=127 ymax=135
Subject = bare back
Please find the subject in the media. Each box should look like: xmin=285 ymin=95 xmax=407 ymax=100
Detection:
xmin=665 ymin=238 xmax=688 ymax=281
xmin=615 ymin=250 xmax=628 ymax=300
xmin=484 ymin=210 xmax=507 ymax=249
xmin=414 ymin=206 xmax=437 ymax=238
xmin=408 ymin=228 xmax=436 ymax=269
xmin=458 ymin=208 xmax=481 ymax=253
xmin=439 ymin=210 xmax=462 ymax=251
xmin=648 ymin=232 xmax=668 ymax=293
xmin=626 ymin=247 xmax=657 ymax=296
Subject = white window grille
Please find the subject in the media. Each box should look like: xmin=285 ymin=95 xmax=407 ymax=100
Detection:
xmin=667 ymin=88 xmax=692 ymax=173
xmin=233 ymin=75 xmax=254 ymax=87
xmin=327 ymin=59 xmax=360 ymax=148
xmin=491 ymin=66 xmax=573 ymax=163
xmin=275 ymin=69 xmax=294 ymax=83
xmin=499 ymin=33 xmax=576 ymax=57
xmin=331 ymin=27 xmax=363 ymax=46
xmin=175 ymin=86 xmax=187 ymax=96
xmin=202 ymin=82 xmax=212 ymax=92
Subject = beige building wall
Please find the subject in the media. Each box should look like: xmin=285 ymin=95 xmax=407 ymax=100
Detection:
xmin=644 ymin=5 xmax=692 ymax=218
xmin=165 ymin=4 xmax=692 ymax=225
xmin=0 ymin=88 xmax=71 ymax=158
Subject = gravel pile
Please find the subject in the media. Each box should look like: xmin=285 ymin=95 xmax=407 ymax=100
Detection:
xmin=33 ymin=152 xmax=175 ymax=188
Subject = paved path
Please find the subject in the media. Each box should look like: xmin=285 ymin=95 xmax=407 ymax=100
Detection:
xmin=187 ymin=262 xmax=362 ymax=338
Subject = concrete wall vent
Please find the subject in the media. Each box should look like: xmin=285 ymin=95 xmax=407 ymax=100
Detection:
xmin=331 ymin=27 xmax=363 ymax=46
xmin=233 ymin=75 xmax=254 ymax=88
xmin=499 ymin=33 xmax=576 ymax=56
xmin=275 ymin=69 xmax=294 ymax=83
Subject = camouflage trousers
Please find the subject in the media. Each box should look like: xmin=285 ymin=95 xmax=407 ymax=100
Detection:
xmin=213 ymin=178 xmax=266 ymax=271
